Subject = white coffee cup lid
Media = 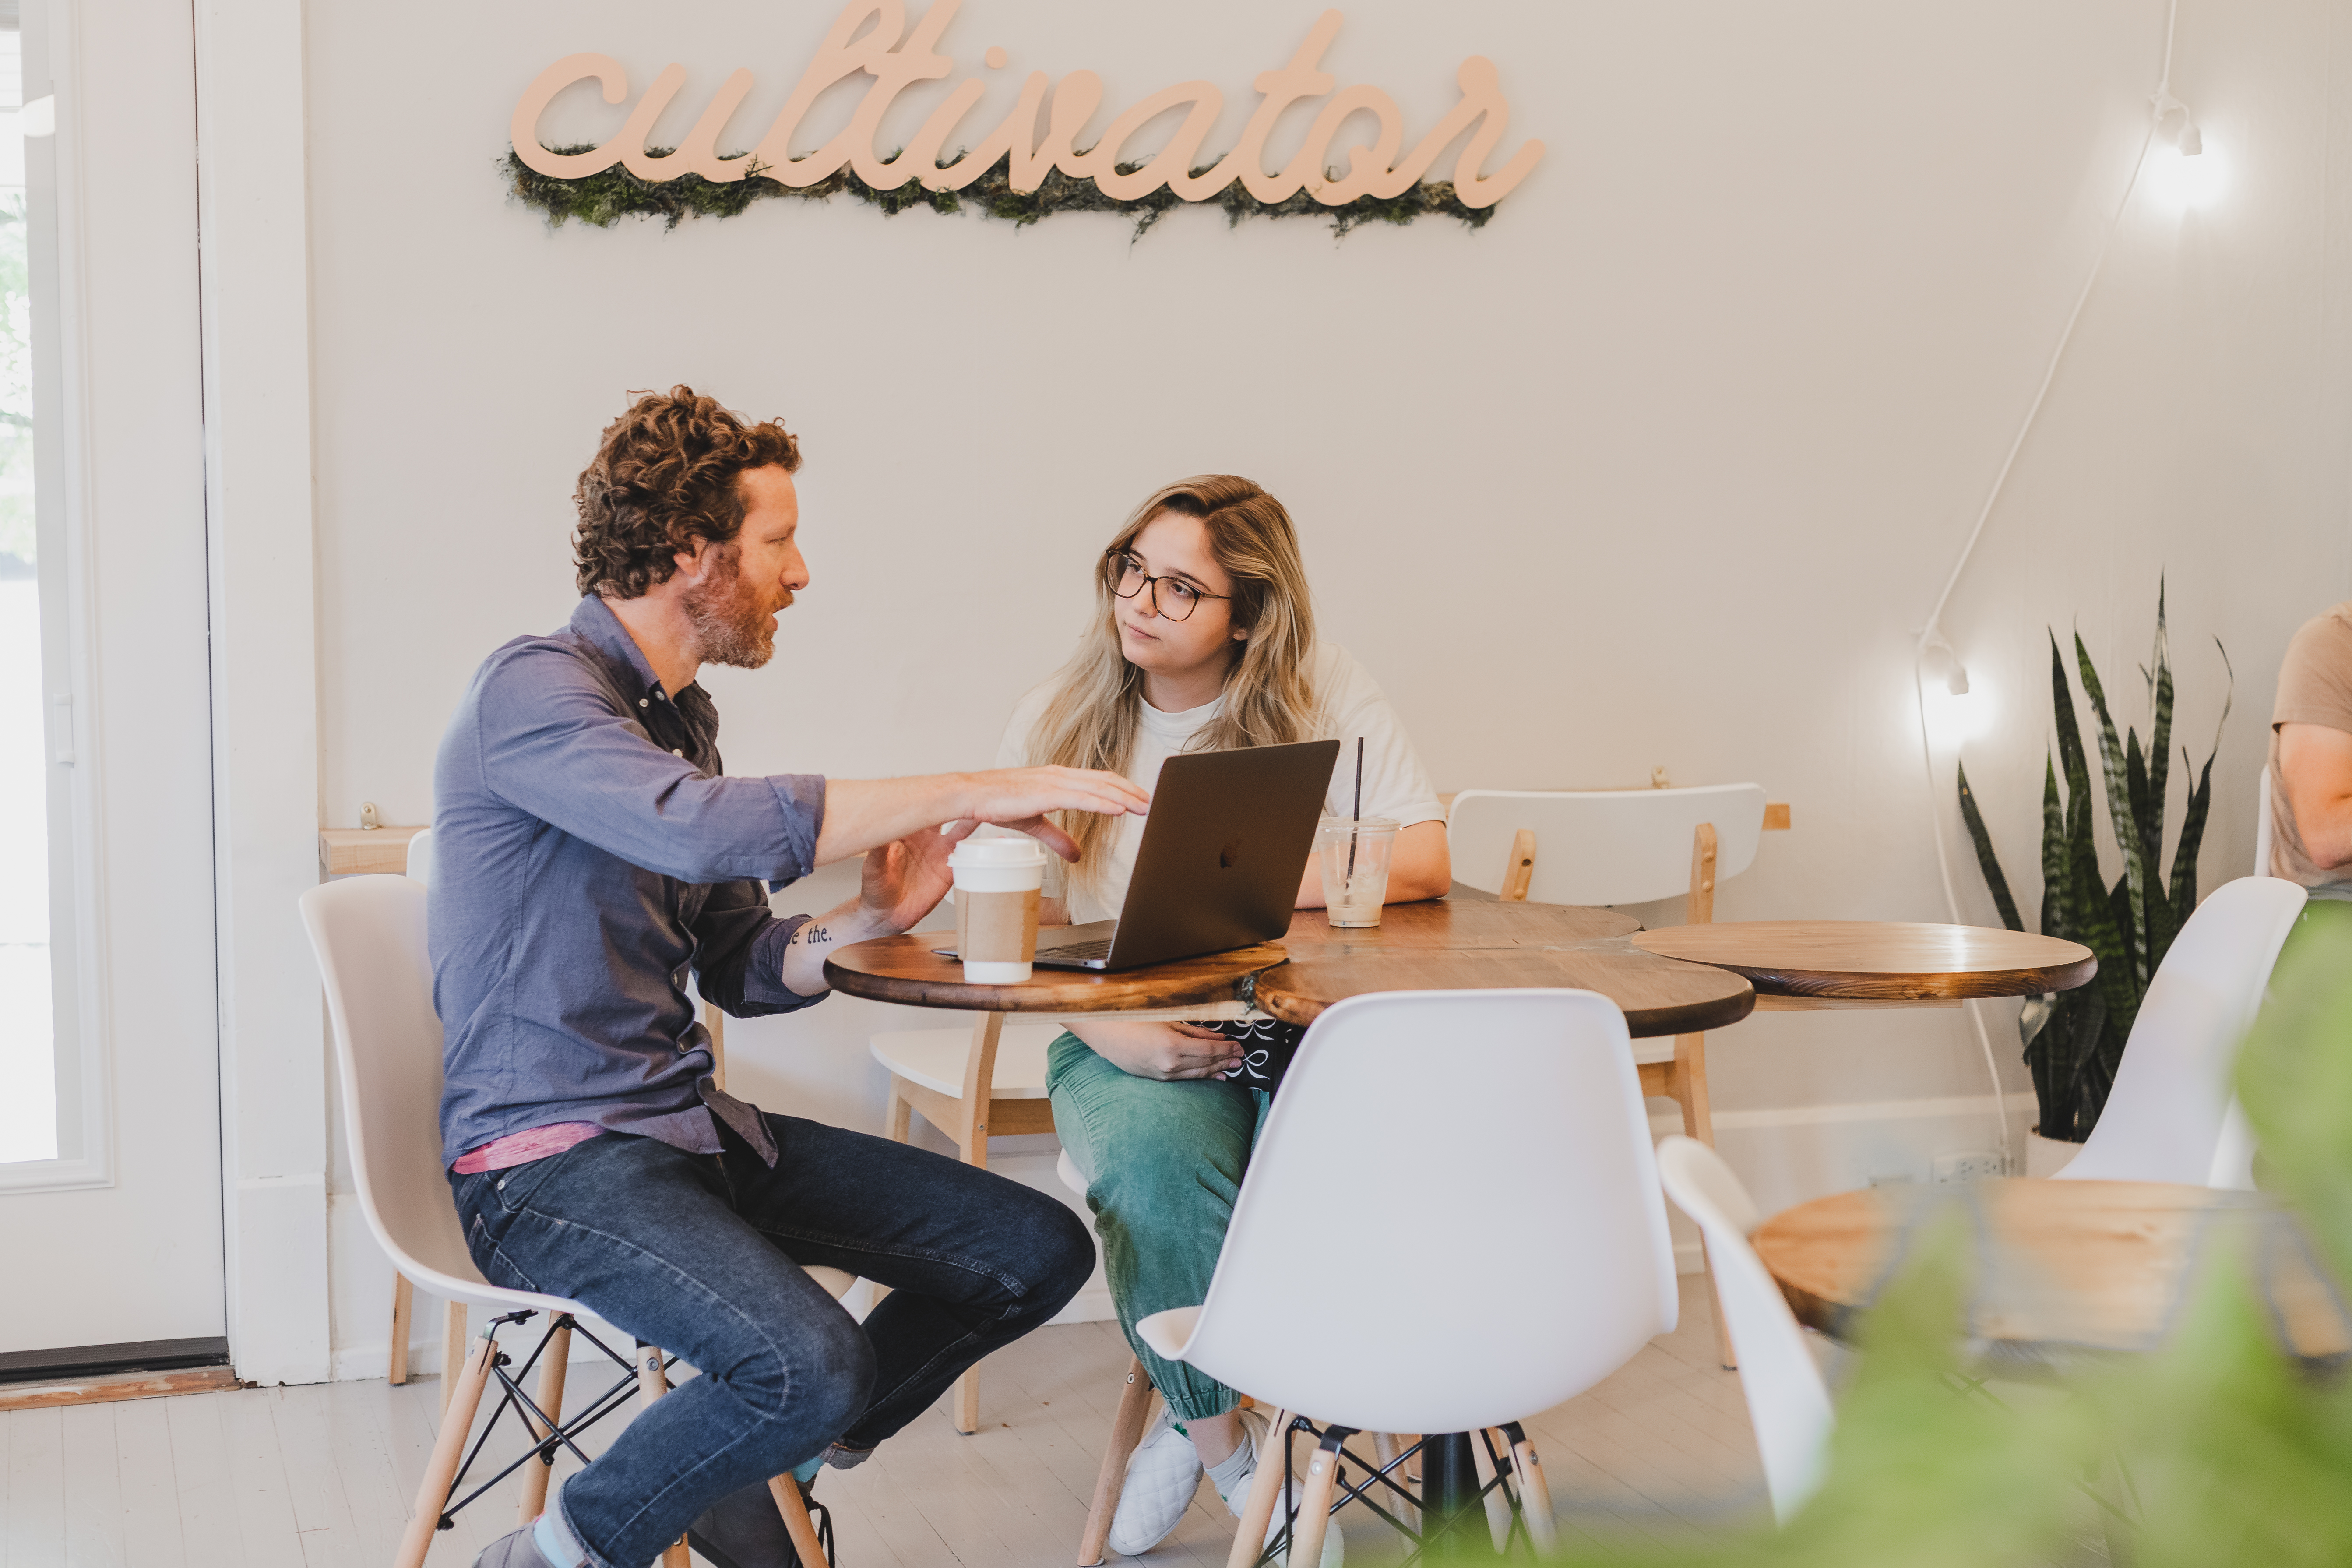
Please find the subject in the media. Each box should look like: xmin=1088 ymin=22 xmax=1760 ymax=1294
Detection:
xmin=948 ymin=834 xmax=1050 ymax=869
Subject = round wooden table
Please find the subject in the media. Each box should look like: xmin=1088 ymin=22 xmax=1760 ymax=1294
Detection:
xmin=1751 ymin=1178 xmax=2350 ymax=1364
xmin=1630 ymin=920 xmax=2097 ymax=1007
xmin=823 ymin=897 xmax=1765 ymax=1039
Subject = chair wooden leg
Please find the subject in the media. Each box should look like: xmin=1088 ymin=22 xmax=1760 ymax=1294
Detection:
xmin=635 ymin=1344 xmax=692 ymax=1568
xmin=948 ymin=1013 xmax=1008 ymax=1435
xmin=1226 ymin=1410 xmax=1293 ymax=1568
xmin=1505 ymin=1424 xmax=1556 ymax=1556
xmin=397 ymin=1328 xmax=497 ymax=1568
xmin=389 ymin=1274 xmax=414 ymax=1385
xmin=769 ymin=1475 xmax=831 ymax=1567
xmin=1370 ymin=1431 xmax=1419 ymax=1538
xmin=1470 ymin=1429 xmax=1513 ymax=1553
xmin=1673 ymin=1032 xmax=1739 ymax=1371
xmin=1283 ymin=1431 xmax=1344 ymax=1568
xmin=1080 ymin=1357 xmax=1158 ymax=1565
xmin=954 ymin=1367 xmax=981 ymax=1436
xmin=517 ymin=1318 xmax=573 ymax=1525
xmin=440 ymin=1300 xmax=470 ymax=1416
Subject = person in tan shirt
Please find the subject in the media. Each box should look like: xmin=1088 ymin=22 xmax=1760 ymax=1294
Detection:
xmin=2270 ymin=601 xmax=2352 ymax=899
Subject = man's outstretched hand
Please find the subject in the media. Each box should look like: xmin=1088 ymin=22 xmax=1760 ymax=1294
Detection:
xmin=813 ymin=766 xmax=1147 ymax=869
xmin=957 ymin=766 xmax=1148 ymax=862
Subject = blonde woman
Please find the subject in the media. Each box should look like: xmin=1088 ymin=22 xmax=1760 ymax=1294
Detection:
xmin=996 ymin=476 xmax=1448 ymax=1558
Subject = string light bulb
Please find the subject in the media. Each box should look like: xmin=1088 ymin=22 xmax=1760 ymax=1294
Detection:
xmin=2155 ymin=93 xmax=2202 ymax=156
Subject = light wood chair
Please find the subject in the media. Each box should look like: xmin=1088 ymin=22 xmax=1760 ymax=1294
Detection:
xmin=870 ymin=1018 xmax=1065 ymax=1432
xmin=305 ymin=874 xmax=839 ymax=1568
xmin=1446 ymin=784 xmax=1788 ymax=1366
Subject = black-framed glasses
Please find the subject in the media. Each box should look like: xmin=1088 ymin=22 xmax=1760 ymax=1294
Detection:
xmin=1106 ymin=550 xmax=1232 ymax=623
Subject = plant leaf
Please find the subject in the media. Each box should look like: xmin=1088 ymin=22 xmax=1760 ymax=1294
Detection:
xmin=2039 ymin=753 xmax=2068 ymax=939
xmin=2146 ymin=575 xmax=2173 ymax=861
xmin=1956 ymin=762 xmax=2024 ymax=932
xmin=2077 ymin=632 xmax=2152 ymax=987
xmin=2049 ymin=631 xmax=2091 ymax=810
xmin=2172 ymin=744 xmax=2215 ymax=920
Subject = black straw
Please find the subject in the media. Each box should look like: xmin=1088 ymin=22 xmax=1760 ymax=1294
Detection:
xmin=1345 ymin=736 xmax=1364 ymax=881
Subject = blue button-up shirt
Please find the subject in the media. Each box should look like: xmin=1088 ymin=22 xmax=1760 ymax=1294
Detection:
xmin=430 ymin=595 xmax=828 ymax=1166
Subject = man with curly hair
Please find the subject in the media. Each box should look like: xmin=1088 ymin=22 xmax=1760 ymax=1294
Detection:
xmin=431 ymin=387 xmax=1148 ymax=1568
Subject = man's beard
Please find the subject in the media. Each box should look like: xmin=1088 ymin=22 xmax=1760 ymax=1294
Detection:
xmin=682 ymin=543 xmax=788 ymax=669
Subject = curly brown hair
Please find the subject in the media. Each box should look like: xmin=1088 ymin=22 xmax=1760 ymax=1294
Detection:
xmin=572 ymin=386 xmax=803 ymax=599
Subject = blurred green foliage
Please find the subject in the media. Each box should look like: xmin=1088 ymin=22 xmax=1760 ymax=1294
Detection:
xmin=1438 ymin=907 xmax=2352 ymax=1566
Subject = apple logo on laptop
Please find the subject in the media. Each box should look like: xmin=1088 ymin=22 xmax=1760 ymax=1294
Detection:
xmin=1219 ymin=838 xmax=1243 ymax=869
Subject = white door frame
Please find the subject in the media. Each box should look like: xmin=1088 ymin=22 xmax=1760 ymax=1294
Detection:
xmin=191 ymin=0 xmax=331 ymax=1386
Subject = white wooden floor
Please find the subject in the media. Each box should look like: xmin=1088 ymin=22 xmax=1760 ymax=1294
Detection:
xmin=0 ymin=1277 xmax=1775 ymax=1568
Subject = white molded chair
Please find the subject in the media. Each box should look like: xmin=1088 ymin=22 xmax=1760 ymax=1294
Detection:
xmin=1448 ymin=783 xmax=1779 ymax=1366
xmin=1448 ymin=784 xmax=1773 ymax=908
xmin=405 ymin=824 xmax=437 ymax=889
xmin=1655 ymin=1136 xmax=1832 ymax=1523
xmin=1139 ymin=990 xmax=1680 ymax=1566
xmin=2254 ymin=766 xmax=2275 ymax=878
xmin=2054 ymin=876 xmax=2305 ymax=1189
xmin=303 ymin=875 xmax=849 ymax=1568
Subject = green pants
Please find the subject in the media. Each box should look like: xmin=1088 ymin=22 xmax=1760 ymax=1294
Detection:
xmin=1046 ymin=1031 xmax=1271 ymax=1422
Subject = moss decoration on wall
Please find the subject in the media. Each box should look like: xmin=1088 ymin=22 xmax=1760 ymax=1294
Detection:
xmin=503 ymin=146 xmax=1497 ymax=239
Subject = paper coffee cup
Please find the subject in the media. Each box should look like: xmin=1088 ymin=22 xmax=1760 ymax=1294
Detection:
xmin=950 ymin=836 xmax=1048 ymax=983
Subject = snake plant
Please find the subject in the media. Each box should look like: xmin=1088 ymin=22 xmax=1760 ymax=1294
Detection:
xmin=1955 ymin=585 xmax=2230 ymax=1144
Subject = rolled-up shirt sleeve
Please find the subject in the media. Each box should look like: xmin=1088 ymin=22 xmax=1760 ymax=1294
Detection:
xmin=692 ymin=883 xmax=822 ymax=1017
xmin=471 ymin=645 xmax=825 ymax=885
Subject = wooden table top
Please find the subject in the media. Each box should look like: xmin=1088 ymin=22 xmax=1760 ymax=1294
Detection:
xmin=1752 ymin=1179 xmax=2349 ymax=1362
xmin=824 ymin=897 xmax=1758 ymax=1033
xmin=1631 ymin=921 xmax=2096 ymax=1001
xmin=823 ymin=934 xmax=1286 ymax=1014
xmin=1251 ymin=901 xmax=1754 ymax=1038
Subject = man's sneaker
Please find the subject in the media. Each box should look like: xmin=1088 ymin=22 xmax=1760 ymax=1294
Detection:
xmin=1217 ymin=1412 xmax=1344 ymax=1568
xmin=1106 ymin=1402 xmax=1206 ymax=1556
xmin=470 ymin=1525 xmax=559 ymax=1568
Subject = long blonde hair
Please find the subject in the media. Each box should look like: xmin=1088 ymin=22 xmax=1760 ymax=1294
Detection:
xmin=1029 ymin=476 xmax=1321 ymax=897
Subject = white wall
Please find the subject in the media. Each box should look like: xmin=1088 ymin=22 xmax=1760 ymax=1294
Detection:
xmin=296 ymin=0 xmax=2352 ymax=1369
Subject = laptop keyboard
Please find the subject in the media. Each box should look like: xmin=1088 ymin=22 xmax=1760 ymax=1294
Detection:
xmin=1037 ymin=938 xmax=1115 ymax=962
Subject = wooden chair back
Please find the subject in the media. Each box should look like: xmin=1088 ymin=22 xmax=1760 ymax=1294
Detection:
xmin=1448 ymin=784 xmax=1775 ymax=915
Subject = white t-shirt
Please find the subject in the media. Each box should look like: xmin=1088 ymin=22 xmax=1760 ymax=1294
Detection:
xmin=995 ymin=641 xmax=1445 ymax=925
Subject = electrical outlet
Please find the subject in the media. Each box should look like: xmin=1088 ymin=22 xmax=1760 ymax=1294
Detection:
xmin=1934 ymin=1151 xmax=2005 ymax=1184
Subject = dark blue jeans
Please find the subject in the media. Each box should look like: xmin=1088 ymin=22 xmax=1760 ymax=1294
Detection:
xmin=450 ymin=1113 xmax=1093 ymax=1568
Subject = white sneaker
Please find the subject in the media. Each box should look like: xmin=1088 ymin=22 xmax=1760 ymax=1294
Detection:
xmin=1106 ymin=1402 xmax=1205 ymax=1557
xmin=1220 ymin=1411 xmax=1343 ymax=1568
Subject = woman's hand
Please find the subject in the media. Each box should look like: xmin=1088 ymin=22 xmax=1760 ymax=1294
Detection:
xmin=1067 ymin=1019 xmax=1243 ymax=1082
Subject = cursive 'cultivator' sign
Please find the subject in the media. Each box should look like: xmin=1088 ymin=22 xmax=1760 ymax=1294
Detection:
xmin=507 ymin=4 xmax=1544 ymax=235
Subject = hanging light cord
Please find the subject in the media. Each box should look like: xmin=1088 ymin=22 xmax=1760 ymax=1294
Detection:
xmin=1913 ymin=0 xmax=2182 ymax=1168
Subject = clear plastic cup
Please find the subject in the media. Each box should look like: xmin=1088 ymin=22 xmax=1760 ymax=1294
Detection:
xmin=950 ymin=836 xmax=1048 ymax=983
xmin=1316 ymin=816 xmax=1398 ymax=928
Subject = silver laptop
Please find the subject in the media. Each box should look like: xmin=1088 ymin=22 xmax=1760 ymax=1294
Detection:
xmin=938 ymin=739 xmax=1340 ymax=972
